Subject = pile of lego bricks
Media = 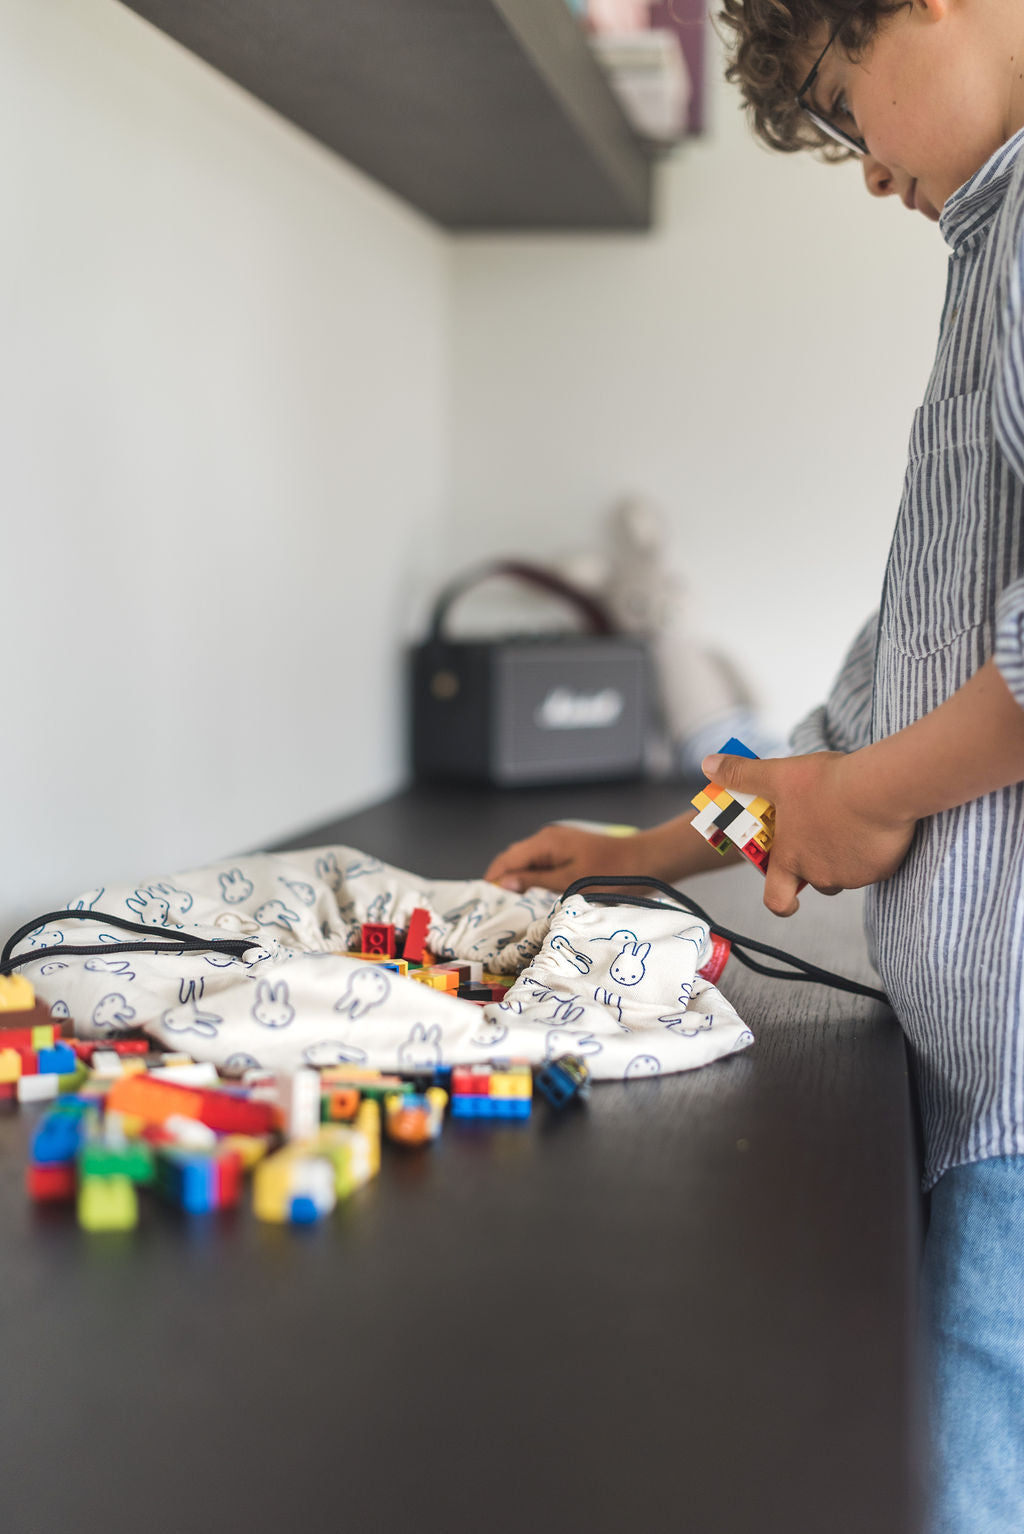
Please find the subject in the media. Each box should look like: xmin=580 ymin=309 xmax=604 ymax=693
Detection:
xmin=351 ymin=909 xmax=509 ymax=1002
xmin=0 ymin=972 xmax=591 ymax=1234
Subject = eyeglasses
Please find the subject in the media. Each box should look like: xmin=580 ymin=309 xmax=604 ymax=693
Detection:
xmin=795 ymin=17 xmax=868 ymax=155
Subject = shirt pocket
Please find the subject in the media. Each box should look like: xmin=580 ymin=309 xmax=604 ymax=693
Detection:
xmin=882 ymin=389 xmax=989 ymax=660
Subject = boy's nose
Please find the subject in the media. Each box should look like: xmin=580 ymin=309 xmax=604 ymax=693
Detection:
xmin=862 ymin=155 xmax=897 ymax=199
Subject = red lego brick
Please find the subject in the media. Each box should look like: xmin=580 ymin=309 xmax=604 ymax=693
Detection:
xmin=452 ymin=1065 xmax=491 ymax=1096
xmin=215 ymin=1150 xmax=244 ymax=1209
xmin=361 ymin=923 xmax=396 ymax=958
xmin=402 ymin=908 xmax=431 ymax=964
xmin=190 ymin=1087 xmax=276 ymax=1136
xmin=15 ymin=1048 xmax=38 ymax=1075
xmin=26 ymin=1162 xmax=77 ymax=1202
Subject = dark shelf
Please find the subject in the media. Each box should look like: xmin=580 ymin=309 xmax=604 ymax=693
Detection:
xmin=117 ymin=0 xmax=656 ymax=229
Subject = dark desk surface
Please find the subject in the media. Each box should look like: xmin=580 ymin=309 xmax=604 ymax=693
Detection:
xmin=0 ymin=782 xmax=921 ymax=1534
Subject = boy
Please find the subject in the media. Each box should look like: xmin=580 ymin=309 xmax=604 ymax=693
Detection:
xmin=485 ymin=3 xmax=1024 ymax=1529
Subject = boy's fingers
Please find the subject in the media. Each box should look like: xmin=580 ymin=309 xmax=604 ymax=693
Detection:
xmin=701 ymin=751 xmax=773 ymax=797
xmin=484 ymin=832 xmax=561 ymax=886
xmin=763 ymin=860 xmax=801 ymax=918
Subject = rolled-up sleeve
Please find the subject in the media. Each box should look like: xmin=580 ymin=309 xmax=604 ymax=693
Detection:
xmin=789 ymin=610 xmax=879 ymax=755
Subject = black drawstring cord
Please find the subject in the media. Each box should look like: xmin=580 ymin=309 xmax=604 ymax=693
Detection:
xmin=558 ymin=875 xmax=890 ymax=1006
xmin=3 ymin=887 xmax=891 ymax=1008
xmin=1 ymin=909 xmax=256 ymax=975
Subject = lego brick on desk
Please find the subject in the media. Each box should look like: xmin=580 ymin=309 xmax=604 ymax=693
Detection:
xmin=78 ymin=1173 xmax=138 ymax=1232
xmin=31 ymin=1106 xmax=87 ymax=1166
xmin=488 ymin=1064 xmax=532 ymax=1100
xmin=314 ymin=1125 xmax=375 ymax=1197
xmin=450 ymin=1096 xmax=531 ymax=1120
xmin=0 ymin=1048 xmax=22 ymax=1084
xmin=384 ymin=1088 xmax=447 ymax=1146
xmin=0 ymin=1025 xmax=55 ymax=1053
xmin=37 ymin=1043 xmax=77 ymax=1075
xmin=0 ymin=975 xmax=36 ymax=1012
xmin=26 ymin=1161 xmax=78 ymax=1202
xmin=321 ymin=1086 xmax=361 ymax=1123
xmin=534 ymin=1054 xmax=591 ymax=1109
xmin=155 ymin=1146 xmax=243 ymax=1213
xmin=452 ymin=1065 xmax=491 ymax=1096
xmin=401 ymin=908 xmax=432 ymax=964
xmin=0 ymin=1001 xmax=55 ymax=1033
xmin=318 ymin=1069 xmax=410 ymax=1102
xmin=360 ymin=922 xmax=396 ymax=958
xmin=106 ymin=1074 xmax=209 ymax=1127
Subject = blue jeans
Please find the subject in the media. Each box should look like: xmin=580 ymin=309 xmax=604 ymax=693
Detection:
xmin=923 ymin=1156 xmax=1024 ymax=1533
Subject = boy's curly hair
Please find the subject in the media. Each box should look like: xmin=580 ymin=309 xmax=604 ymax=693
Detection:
xmin=716 ymin=0 xmax=905 ymax=159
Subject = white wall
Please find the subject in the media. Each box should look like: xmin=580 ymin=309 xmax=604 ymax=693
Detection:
xmin=448 ymin=27 xmax=950 ymax=739
xmin=0 ymin=0 xmax=450 ymax=939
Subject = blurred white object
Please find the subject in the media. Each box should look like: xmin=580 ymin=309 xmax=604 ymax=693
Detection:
xmin=586 ymin=0 xmax=652 ymax=31
xmin=589 ymin=29 xmax=690 ymax=144
xmin=561 ymin=497 xmax=784 ymax=776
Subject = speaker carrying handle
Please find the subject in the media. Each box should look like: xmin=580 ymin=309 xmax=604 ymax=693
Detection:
xmin=425 ymin=560 xmax=616 ymax=644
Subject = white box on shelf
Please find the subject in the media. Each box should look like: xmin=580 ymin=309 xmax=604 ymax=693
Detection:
xmin=589 ymin=28 xmax=691 ymax=144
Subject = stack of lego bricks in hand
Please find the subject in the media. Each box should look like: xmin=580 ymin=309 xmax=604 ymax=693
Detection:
xmin=690 ymin=737 xmax=775 ymax=874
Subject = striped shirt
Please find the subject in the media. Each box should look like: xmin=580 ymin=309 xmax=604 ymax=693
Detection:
xmin=791 ymin=128 xmax=1024 ymax=1190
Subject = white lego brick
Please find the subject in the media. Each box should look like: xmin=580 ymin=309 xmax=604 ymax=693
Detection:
xmin=164 ymin=1115 xmax=218 ymax=1149
xmin=18 ymin=1074 xmax=59 ymax=1103
xmin=278 ymin=1068 xmax=321 ymax=1142
xmin=91 ymin=1050 xmax=124 ymax=1077
xmin=149 ymin=1061 xmax=220 ymax=1086
xmin=727 ymin=809 xmax=761 ymax=846
xmin=292 ymin=1156 xmax=336 ymax=1216
xmin=692 ymin=800 xmax=724 ymax=837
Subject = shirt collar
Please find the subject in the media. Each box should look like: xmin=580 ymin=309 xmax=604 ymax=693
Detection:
xmin=940 ymin=127 xmax=1024 ymax=250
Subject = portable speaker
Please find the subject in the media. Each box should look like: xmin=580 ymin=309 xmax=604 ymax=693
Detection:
xmin=410 ymin=561 xmax=651 ymax=787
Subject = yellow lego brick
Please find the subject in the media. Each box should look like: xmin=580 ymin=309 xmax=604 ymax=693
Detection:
xmin=690 ymin=790 xmax=711 ymax=812
xmin=0 ymin=1048 xmax=22 ymax=1083
xmin=121 ymin=1058 xmax=146 ymax=1076
xmin=747 ymin=796 xmax=773 ymax=821
xmin=253 ymin=1147 xmax=299 ymax=1223
xmin=221 ymin=1133 xmax=272 ymax=1171
xmin=78 ymin=1174 xmax=138 ymax=1233
xmin=354 ymin=1099 xmax=381 ymax=1178
xmin=0 ymin=975 xmax=35 ymax=1012
xmin=753 ymin=828 xmax=773 ymax=851
xmin=490 ymin=1068 xmax=533 ymax=1100
xmin=711 ymin=787 xmax=734 ymax=809
xmin=31 ymin=1025 xmax=57 ymax=1049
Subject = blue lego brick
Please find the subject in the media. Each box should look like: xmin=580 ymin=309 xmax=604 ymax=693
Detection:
xmin=30 ymin=1109 xmax=84 ymax=1165
xmin=719 ymin=736 xmax=759 ymax=760
xmin=535 ymin=1056 xmax=591 ymax=1110
xmin=535 ymin=1066 xmax=574 ymax=1109
xmin=450 ymin=1096 xmax=531 ymax=1120
xmin=156 ymin=1150 xmax=217 ymax=1214
xmin=289 ymin=1195 xmax=320 ymax=1224
xmin=36 ymin=1043 xmax=77 ymax=1074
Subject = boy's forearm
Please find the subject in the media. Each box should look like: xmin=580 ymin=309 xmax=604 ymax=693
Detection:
xmin=852 ymin=657 xmax=1024 ymax=820
xmin=635 ymin=812 xmax=743 ymax=881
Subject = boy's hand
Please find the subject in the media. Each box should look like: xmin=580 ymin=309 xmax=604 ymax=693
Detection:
xmin=701 ymin=748 xmax=918 ymax=917
xmin=484 ymin=825 xmax=651 ymax=894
